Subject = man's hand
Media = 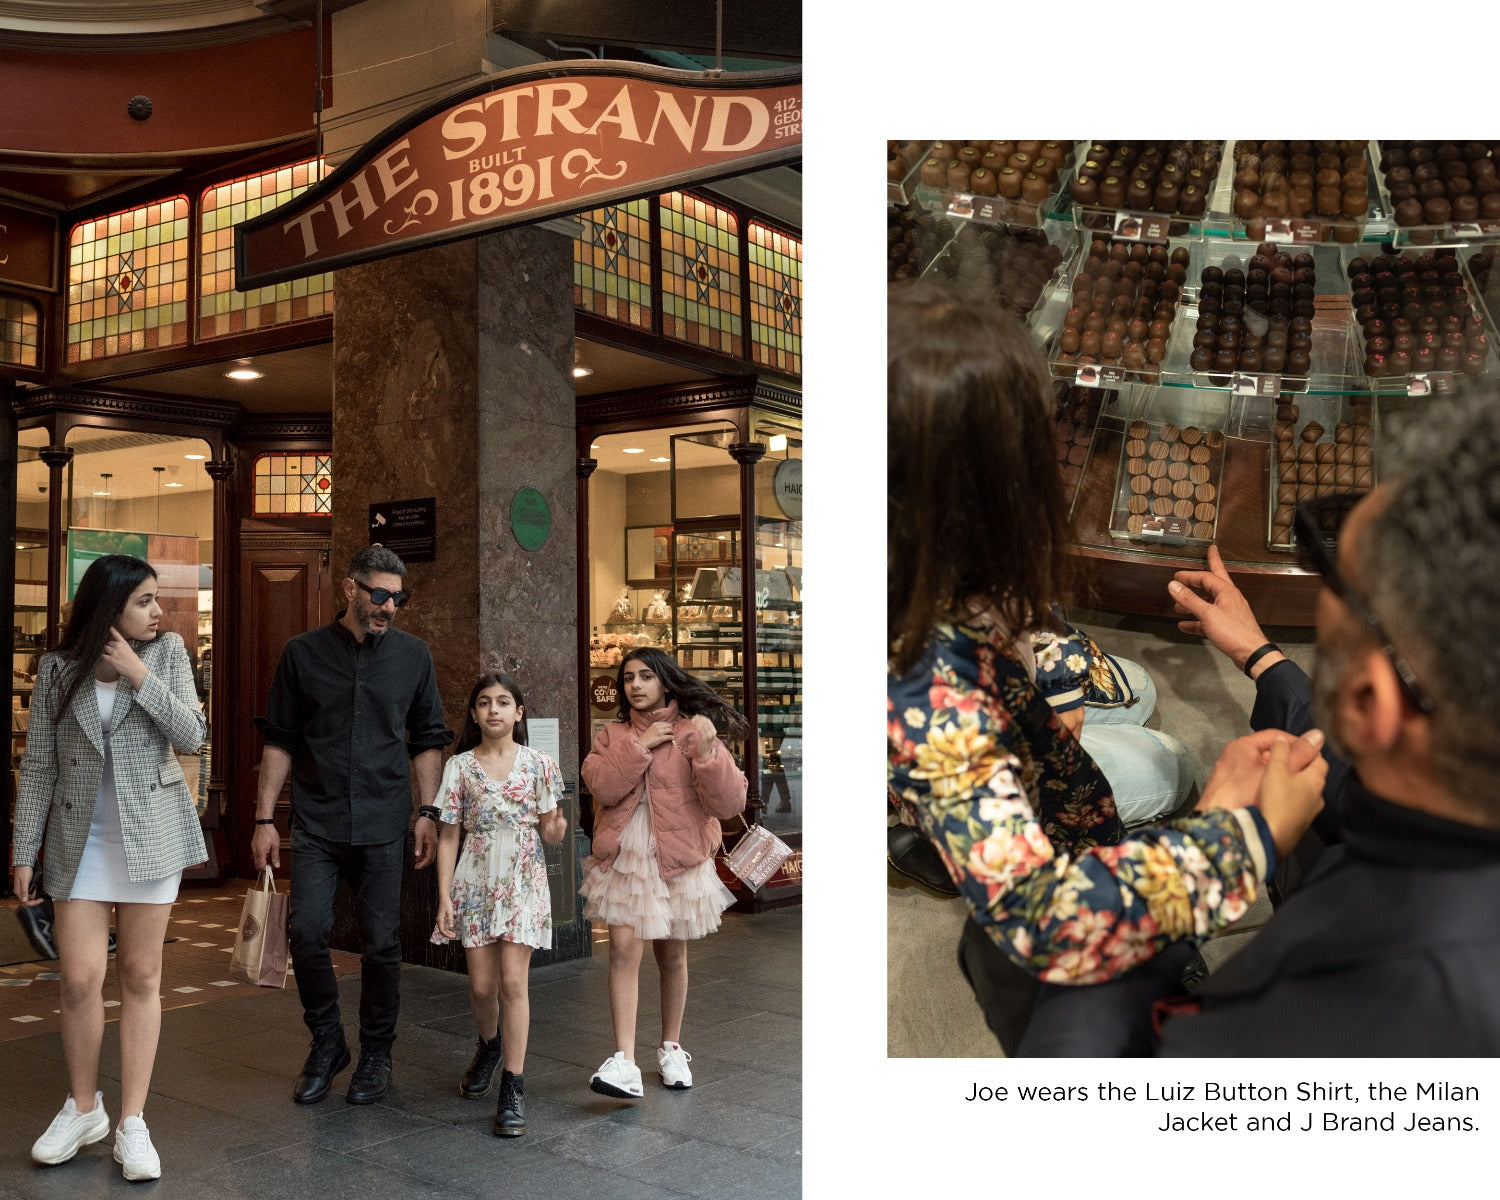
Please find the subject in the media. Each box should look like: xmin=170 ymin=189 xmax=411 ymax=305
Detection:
xmin=1256 ymin=735 xmax=1328 ymax=857
xmin=413 ymin=816 xmax=438 ymax=869
xmin=1198 ymin=728 xmax=1325 ymax=814
xmin=251 ymin=822 xmax=280 ymax=870
xmin=1169 ymin=545 xmax=1279 ymax=673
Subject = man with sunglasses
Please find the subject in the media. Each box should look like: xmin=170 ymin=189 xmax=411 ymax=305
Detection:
xmin=251 ymin=546 xmax=451 ymax=1100
xmin=1147 ymin=392 xmax=1500 ymax=1055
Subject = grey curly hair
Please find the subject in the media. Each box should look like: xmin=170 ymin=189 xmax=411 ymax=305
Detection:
xmin=348 ymin=545 xmax=407 ymax=581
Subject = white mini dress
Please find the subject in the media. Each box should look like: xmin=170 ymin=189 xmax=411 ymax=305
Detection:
xmin=69 ymin=680 xmax=182 ymax=905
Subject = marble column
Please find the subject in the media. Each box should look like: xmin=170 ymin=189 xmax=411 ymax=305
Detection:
xmin=330 ymin=224 xmax=587 ymax=965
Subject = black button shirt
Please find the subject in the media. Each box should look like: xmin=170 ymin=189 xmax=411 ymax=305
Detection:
xmin=255 ymin=615 xmax=452 ymax=845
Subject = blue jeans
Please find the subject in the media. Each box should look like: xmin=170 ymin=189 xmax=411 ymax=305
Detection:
xmin=1080 ymin=657 xmax=1194 ymax=827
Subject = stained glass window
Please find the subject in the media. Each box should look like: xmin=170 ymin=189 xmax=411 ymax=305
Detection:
xmin=748 ymin=222 xmax=802 ymax=376
xmin=253 ymin=452 xmax=332 ymax=515
xmin=574 ymin=201 xmax=652 ymax=329
xmin=200 ymin=160 xmax=332 ymax=339
xmin=66 ymin=197 xmax=190 ymax=363
xmin=1 ymin=293 xmax=40 ymax=368
xmin=659 ymin=191 xmax=741 ymax=356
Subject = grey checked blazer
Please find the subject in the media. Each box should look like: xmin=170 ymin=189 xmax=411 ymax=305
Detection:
xmin=13 ymin=631 xmax=207 ymax=899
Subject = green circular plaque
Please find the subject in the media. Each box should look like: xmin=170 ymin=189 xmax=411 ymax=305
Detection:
xmin=510 ymin=486 xmax=551 ymax=551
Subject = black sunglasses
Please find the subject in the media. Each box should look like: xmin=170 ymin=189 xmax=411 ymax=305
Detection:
xmin=355 ymin=580 xmax=410 ymax=608
xmin=1292 ymin=494 xmax=1435 ymax=714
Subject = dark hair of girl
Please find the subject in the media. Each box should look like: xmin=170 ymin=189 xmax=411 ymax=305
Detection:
xmin=615 ymin=646 xmax=750 ymax=740
xmin=454 ymin=672 xmax=528 ymax=753
xmin=888 ymin=281 xmax=1076 ymax=676
xmin=49 ymin=554 xmax=158 ymax=722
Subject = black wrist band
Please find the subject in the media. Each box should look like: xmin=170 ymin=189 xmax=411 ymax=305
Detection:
xmin=417 ymin=805 xmax=441 ymax=821
xmin=255 ymin=818 xmax=276 ymax=826
xmin=1243 ymin=643 xmax=1281 ymax=678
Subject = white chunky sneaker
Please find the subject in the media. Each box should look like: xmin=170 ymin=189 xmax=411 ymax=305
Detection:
xmin=588 ymin=1051 xmax=644 ymax=1098
xmin=31 ymin=1092 xmax=110 ymax=1165
xmin=657 ymin=1041 xmax=694 ymax=1089
xmin=114 ymin=1114 xmax=162 ymax=1181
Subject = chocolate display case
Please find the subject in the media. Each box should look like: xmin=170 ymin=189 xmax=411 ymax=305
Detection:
xmin=922 ymin=219 xmax=1081 ymax=330
xmin=887 ymin=140 xmax=935 ymax=205
xmin=909 ymin=140 xmax=1081 ymax=229
xmin=886 ymin=136 xmax=1500 ymax=625
xmin=1065 ymin=140 xmax=1223 ymax=236
xmin=1373 ymin=140 xmax=1500 ymax=247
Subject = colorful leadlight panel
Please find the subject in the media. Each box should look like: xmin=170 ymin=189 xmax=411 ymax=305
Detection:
xmin=748 ymin=222 xmax=802 ymax=376
xmin=66 ymin=197 xmax=190 ymax=363
xmin=199 ymin=160 xmax=332 ymax=339
xmin=659 ymin=191 xmax=741 ymax=356
xmin=0 ymin=294 xmax=40 ymax=368
xmin=574 ymin=201 xmax=652 ymax=329
xmin=253 ymin=453 xmax=332 ymax=515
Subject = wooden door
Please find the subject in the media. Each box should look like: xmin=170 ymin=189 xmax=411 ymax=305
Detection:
xmin=231 ymin=544 xmax=332 ymax=877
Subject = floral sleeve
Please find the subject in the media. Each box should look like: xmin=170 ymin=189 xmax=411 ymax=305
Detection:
xmin=534 ymin=750 xmax=563 ymax=815
xmin=1030 ymin=627 xmax=1089 ymax=712
xmin=436 ymin=754 xmax=466 ymax=825
xmin=889 ymin=624 xmax=1270 ymax=986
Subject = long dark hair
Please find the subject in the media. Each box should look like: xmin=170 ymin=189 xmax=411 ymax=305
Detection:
xmin=454 ymin=672 xmax=528 ymax=753
xmin=50 ymin=554 xmax=157 ymax=722
xmin=888 ymin=282 xmax=1075 ymax=676
xmin=615 ymin=647 xmax=750 ymax=739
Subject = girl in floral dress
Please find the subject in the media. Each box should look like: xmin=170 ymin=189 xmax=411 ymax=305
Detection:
xmin=432 ymin=673 xmax=567 ymax=1137
xmin=580 ymin=648 xmax=748 ymax=1099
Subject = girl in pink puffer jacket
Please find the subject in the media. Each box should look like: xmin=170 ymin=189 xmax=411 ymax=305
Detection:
xmin=580 ymin=648 xmax=748 ymax=1100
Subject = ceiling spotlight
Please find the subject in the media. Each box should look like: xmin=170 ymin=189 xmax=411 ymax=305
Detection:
xmin=621 ymin=447 xmax=644 ymax=454
xmin=165 ymin=481 xmax=184 ymax=488
xmin=572 ymin=365 xmax=593 ymax=379
xmin=184 ymin=453 xmax=207 ymax=461
xmin=649 ymin=456 xmax=669 ymax=463
xmin=768 ymin=434 xmax=788 ymax=452
xmin=226 ymin=367 xmax=263 ymax=380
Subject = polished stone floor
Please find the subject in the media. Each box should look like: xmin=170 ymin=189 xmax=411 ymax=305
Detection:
xmin=0 ymin=891 xmax=801 ymax=1199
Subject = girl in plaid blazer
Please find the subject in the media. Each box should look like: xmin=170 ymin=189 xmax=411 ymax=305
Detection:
xmin=9 ymin=555 xmax=206 ymax=1181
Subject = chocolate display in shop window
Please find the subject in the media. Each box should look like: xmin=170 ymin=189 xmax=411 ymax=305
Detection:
xmin=1231 ymin=140 xmax=1370 ymax=229
xmin=926 ymin=222 xmax=1065 ymax=317
xmin=1072 ymin=140 xmax=1221 ymax=217
xmin=921 ymin=139 xmax=1073 ymax=204
xmin=1379 ymin=141 xmax=1500 ymax=228
xmin=888 ymin=203 xmax=956 ymax=284
xmin=1056 ymin=237 xmax=1189 ymax=374
xmin=1190 ymin=243 xmax=1318 ymax=379
xmin=1346 ymin=248 xmax=1489 ymax=378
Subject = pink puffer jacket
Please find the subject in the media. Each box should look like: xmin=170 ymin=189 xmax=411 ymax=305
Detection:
xmin=581 ymin=702 xmax=747 ymax=879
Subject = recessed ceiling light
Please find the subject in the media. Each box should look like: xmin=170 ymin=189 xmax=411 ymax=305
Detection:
xmin=184 ymin=453 xmax=207 ymax=461
xmin=649 ymin=456 xmax=669 ymax=463
xmin=226 ymin=368 xmax=263 ymax=380
xmin=590 ymin=443 xmax=600 ymax=450
xmin=768 ymin=434 xmax=788 ymax=452
xmin=622 ymin=447 xmax=644 ymax=454
xmin=165 ymin=481 xmax=184 ymax=488
xmin=572 ymin=365 xmax=593 ymax=378
xmin=93 ymin=490 xmax=111 ymax=496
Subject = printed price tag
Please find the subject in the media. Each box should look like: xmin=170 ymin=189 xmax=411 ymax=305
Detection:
xmin=1264 ymin=217 xmax=1324 ymax=244
xmin=1445 ymin=220 xmax=1500 ymax=240
xmin=1112 ymin=210 xmax=1170 ymax=243
xmin=1231 ymin=371 xmax=1283 ymax=397
xmin=1074 ymin=365 xmax=1126 ymax=389
xmin=1138 ymin=516 xmax=1188 ymax=544
xmin=1406 ymin=371 xmax=1454 ymax=397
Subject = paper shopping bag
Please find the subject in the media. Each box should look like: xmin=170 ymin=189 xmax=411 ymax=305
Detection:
xmin=229 ymin=866 xmax=289 ymax=988
xmin=724 ymin=818 xmax=792 ymax=892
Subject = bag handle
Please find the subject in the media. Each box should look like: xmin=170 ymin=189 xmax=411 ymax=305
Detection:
xmin=259 ymin=864 xmax=278 ymax=893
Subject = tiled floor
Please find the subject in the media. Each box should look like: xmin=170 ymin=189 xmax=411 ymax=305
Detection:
xmin=0 ymin=887 xmax=801 ymax=1199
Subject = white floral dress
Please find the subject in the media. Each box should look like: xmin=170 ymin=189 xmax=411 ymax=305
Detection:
xmin=430 ymin=746 xmax=562 ymax=950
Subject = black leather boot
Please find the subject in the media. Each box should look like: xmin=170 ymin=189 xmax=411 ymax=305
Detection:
xmin=460 ymin=1034 xmax=503 ymax=1098
xmin=293 ymin=1029 xmax=351 ymax=1105
xmin=492 ymin=1069 xmax=525 ymax=1137
xmin=345 ymin=1046 xmax=393 ymax=1105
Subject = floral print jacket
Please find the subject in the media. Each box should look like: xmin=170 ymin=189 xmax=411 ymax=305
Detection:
xmin=888 ymin=617 xmax=1273 ymax=985
xmin=1032 ymin=615 xmax=1135 ymax=714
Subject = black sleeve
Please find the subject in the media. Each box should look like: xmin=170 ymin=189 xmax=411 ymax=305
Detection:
xmin=1250 ymin=658 xmax=1350 ymax=841
xmin=254 ymin=643 xmax=304 ymax=753
xmin=404 ymin=644 xmax=453 ymax=756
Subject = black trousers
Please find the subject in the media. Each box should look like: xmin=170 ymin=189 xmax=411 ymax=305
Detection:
xmin=289 ymin=829 xmax=405 ymax=1049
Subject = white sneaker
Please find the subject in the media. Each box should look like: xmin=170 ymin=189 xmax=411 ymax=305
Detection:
xmin=31 ymin=1092 xmax=110 ymax=1165
xmin=657 ymin=1041 xmax=694 ymax=1089
xmin=589 ymin=1051 xmax=644 ymax=1098
xmin=113 ymin=1114 xmax=161 ymax=1181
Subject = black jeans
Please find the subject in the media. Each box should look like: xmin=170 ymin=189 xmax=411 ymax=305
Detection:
xmin=289 ymin=829 xmax=405 ymax=1050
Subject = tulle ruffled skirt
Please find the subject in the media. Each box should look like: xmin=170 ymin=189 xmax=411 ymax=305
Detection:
xmin=581 ymin=800 xmax=733 ymax=941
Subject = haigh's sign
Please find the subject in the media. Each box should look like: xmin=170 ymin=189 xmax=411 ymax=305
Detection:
xmin=236 ymin=61 xmax=801 ymax=288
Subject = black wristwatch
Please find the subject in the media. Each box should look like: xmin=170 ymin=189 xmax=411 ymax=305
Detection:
xmin=1242 ymin=642 xmax=1282 ymax=678
xmin=417 ymin=805 xmax=441 ymax=822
